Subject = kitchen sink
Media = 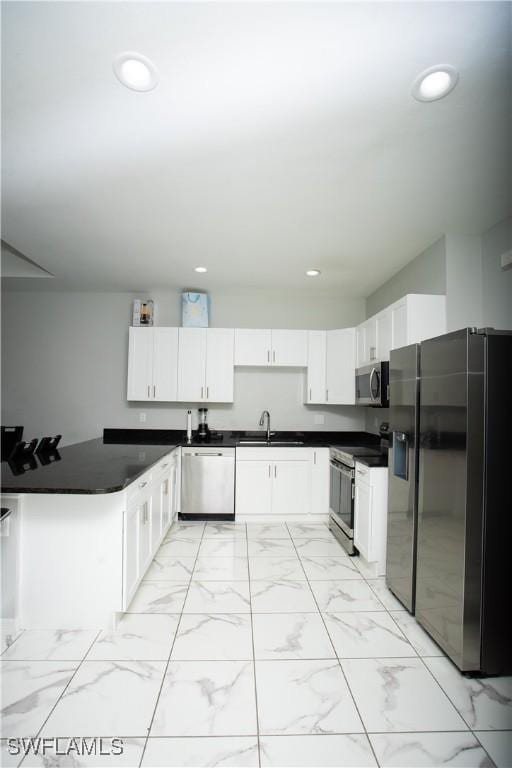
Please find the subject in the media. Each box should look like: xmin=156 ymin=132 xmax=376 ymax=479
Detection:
xmin=238 ymin=440 xmax=304 ymax=446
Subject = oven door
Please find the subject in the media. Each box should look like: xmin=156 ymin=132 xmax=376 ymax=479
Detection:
xmin=329 ymin=459 xmax=355 ymax=537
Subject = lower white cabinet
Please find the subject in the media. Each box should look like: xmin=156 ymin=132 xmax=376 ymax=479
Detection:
xmin=236 ymin=448 xmax=329 ymax=517
xmin=354 ymin=461 xmax=388 ymax=575
xmin=123 ymin=450 xmax=177 ymax=609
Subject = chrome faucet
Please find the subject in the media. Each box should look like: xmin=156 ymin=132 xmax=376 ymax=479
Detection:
xmin=259 ymin=410 xmax=271 ymax=443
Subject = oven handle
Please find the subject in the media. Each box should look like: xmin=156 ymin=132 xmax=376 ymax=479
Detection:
xmin=330 ymin=460 xmax=355 ymax=480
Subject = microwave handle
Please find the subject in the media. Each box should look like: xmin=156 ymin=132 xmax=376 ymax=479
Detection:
xmin=369 ymin=367 xmax=377 ymax=402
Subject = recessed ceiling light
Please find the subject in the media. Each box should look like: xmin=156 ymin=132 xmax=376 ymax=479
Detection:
xmin=194 ymin=266 xmax=208 ymax=273
xmin=113 ymin=52 xmax=159 ymax=92
xmin=412 ymin=65 xmax=458 ymax=102
xmin=306 ymin=269 xmax=321 ymax=277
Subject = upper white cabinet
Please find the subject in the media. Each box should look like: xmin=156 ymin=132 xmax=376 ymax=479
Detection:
xmin=234 ymin=329 xmax=307 ymax=367
xmin=127 ymin=327 xmax=178 ymax=401
xmin=306 ymin=328 xmax=356 ymax=405
xmin=356 ymin=294 xmax=446 ymax=367
xmin=177 ymin=327 xmax=234 ymax=403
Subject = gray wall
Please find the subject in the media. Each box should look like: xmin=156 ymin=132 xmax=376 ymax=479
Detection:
xmin=365 ymin=237 xmax=446 ymax=317
xmin=444 ymin=234 xmax=483 ymax=331
xmin=481 ymin=216 xmax=512 ymax=330
xmin=1 ymin=289 xmax=366 ymax=446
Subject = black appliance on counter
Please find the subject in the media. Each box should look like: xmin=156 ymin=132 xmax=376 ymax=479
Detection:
xmin=355 ymin=361 xmax=389 ymax=407
xmin=329 ymin=428 xmax=389 ymax=555
xmin=386 ymin=328 xmax=512 ymax=675
xmin=196 ymin=408 xmax=210 ymax=442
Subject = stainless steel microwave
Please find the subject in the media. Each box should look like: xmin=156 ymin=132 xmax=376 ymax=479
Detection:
xmin=355 ymin=361 xmax=389 ymax=407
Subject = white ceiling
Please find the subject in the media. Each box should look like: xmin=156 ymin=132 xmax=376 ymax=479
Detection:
xmin=1 ymin=1 xmax=511 ymax=295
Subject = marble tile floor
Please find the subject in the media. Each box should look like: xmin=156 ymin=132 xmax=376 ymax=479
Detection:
xmin=1 ymin=520 xmax=511 ymax=767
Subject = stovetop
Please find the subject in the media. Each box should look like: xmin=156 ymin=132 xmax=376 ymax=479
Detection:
xmin=330 ymin=444 xmax=387 ymax=468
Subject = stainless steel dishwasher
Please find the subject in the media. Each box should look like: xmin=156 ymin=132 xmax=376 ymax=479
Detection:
xmin=180 ymin=446 xmax=236 ymax=520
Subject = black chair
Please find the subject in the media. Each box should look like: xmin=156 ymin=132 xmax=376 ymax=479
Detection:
xmin=1 ymin=426 xmax=24 ymax=461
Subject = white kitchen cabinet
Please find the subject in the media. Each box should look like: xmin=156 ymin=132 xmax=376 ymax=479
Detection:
xmin=354 ymin=461 xmax=388 ymax=575
xmin=127 ymin=327 xmax=179 ymax=401
xmin=234 ymin=329 xmax=307 ymax=367
xmin=272 ymin=460 xmax=310 ymax=515
xmin=376 ymin=310 xmax=393 ymax=361
xmin=177 ymin=328 xmax=234 ymax=402
xmin=235 ymin=460 xmax=273 ymax=516
xmin=326 ymin=328 xmax=356 ymax=404
xmin=306 ymin=328 xmax=356 ymax=405
xmin=311 ymin=448 xmax=329 ymax=516
xmin=271 ymin=330 xmax=307 ymax=366
xmin=205 ymin=328 xmax=234 ymax=401
xmin=236 ymin=448 xmax=313 ymax=517
xmin=306 ymin=331 xmax=327 ymax=403
xmin=234 ymin=329 xmax=272 ymax=366
xmin=356 ymin=294 xmax=446 ymax=366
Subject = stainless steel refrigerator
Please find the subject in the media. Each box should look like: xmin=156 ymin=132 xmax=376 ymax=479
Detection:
xmin=416 ymin=327 xmax=511 ymax=675
xmin=386 ymin=344 xmax=420 ymax=613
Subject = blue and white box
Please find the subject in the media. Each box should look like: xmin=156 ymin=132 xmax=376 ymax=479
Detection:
xmin=182 ymin=291 xmax=209 ymax=327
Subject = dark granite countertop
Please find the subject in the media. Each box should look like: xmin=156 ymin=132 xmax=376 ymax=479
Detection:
xmin=1 ymin=439 xmax=177 ymax=495
xmin=1 ymin=429 xmax=387 ymax=495
xmin=354 ymin=454 xmax=389 ymax=468
xmin=103 ymin=428 xmax=381 ymax=449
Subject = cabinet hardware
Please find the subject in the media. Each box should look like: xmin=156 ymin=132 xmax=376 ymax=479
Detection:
xmin=268 ymin=464 xmax=271 ymax=478
xmin=139 ymin=481 xmax=147 ymax=488
xmin=309 ymin=387 xmax=312 ymax=401
xmin=147 ymin=385 xmax=150 ymax=398
xmin=206 ymin=386 xmax=209 ymax=399
xmin=274 ymin=465 xmax=277 ymax=478
xmin=267 ymin=350 xmax=270 ymax=363
xmin=273 ymin=350 xmax=276 ymax=363
xmin=194 ymin=452 xmax=223 ymax=456
xmin=326 ymin=389 xmax=329 ymax=401
xmin=314 ymin=451 xmax=316 ymax=465
xmin=153 ymin=385 xmax=156 ymax=398
xmin=161 ymin=463 xmax=169 ymax=468
xmin=201 ymin=386 xmax=204 ymax=399
xmin=352 ymin=484 xmax=355 ymax=499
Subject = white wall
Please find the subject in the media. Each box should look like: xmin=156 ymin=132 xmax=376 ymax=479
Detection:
xmin=445 ymin=234 xmax=483 ymax=331
xmin=1 ymin=289 xmax=366 ymax=446
xmin=481 ymin=216 xmax=512 ymax=330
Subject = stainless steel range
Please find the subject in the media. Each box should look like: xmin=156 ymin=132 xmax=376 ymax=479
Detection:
xmin=329 ymin=444 xmax=385 ymax=554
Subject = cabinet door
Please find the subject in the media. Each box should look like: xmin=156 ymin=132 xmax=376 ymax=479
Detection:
xmin=391 ymin=301 xmax=407 ymax=351
xmin=272 ymin=461 xmax=311 ymax=515
xmin=354 ymin=481 xmax=372 ymax=561
xmin=177 ymin=328 xmax=207 ymax=401
xmin=127 ymin=328 xmax=153 ymax=401
xmin=306 ymin=331 xmax=327 ymax=403
xmin=271 ymin=330 xmax=307 ymax=367
xmin=205 ymin=328 xmax=234 ymax=402
xmin=123 ymin=504 xmax=139 ymax=608
xmin=356 ymin=324 xmax=366 ymax=368
xmin=235 ymin=461 xmax=272 ymax=515
xmin=366 ymin=319 xmax=378 ymax=362
xmin=138 ymin=498 xmax=152 ymax=573
xmin=153 ymin=328 xmax=179 ymax=401
xmin=311 ymin=448 xmax=329 ymax=515
xmin=376 ymin=310 xmax=392 ymax=361
xmin=234 ymin=329 xmax=272 ymax=366
xmin=326 ymin=328 xmax=356 ymax=405
xmin=151 ymin=479 xmax=163 ymax=552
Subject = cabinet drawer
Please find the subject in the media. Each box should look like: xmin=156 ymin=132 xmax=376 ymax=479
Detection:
xmin=236 ymin=447 xmax=311 ymax=461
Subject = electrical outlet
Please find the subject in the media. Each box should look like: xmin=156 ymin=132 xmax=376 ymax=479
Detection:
xmin=139 ymin=412 xmax=146 ymax=423
xmin=314 ymin=414 xmax=325 ymax=425
xmin=500 ymin=250 xmax=512 ymax=270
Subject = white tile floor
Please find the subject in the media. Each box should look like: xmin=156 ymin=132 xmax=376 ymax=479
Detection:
xmin=1 ymin=520 xmax=511 ymax=767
